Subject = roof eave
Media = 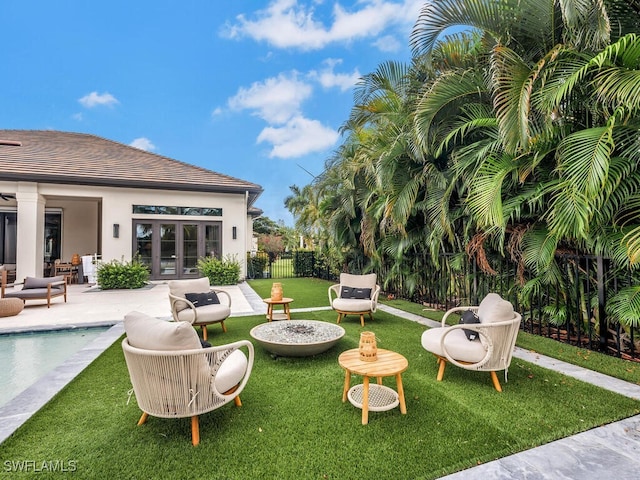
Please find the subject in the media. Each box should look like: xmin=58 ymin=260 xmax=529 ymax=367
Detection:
xmin=0 ymin=173 xmax=263 ymax=206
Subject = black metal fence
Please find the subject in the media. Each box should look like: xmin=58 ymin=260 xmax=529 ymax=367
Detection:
xmin=246 ymin=250 xmax=337 ymax=280
xmin=247 ymin=250 xmax=639 ymax=361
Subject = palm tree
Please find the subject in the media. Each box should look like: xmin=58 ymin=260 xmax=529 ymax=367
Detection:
xmin=411 ymin=0 xmax=640 ymax=257
xmin=284 ymin=184 xmax=322 ymax=248
xmin=410 ymin=0 xmax=640 ymax=324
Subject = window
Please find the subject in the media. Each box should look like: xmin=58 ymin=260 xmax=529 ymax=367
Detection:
xmin=132 ymin=205 xmax=222 ymax=216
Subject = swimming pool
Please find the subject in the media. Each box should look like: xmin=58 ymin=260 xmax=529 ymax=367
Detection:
xmin=0 ymin=327 xmax=109 ymax=408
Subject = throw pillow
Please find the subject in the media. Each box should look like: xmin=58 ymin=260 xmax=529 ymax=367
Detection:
xmin=459 ymin=309 xmax=480 ymax=341
xmin=185 ymin=291 xmax=220 ymax=307
xmin=340 ymin=286 xmax=372 ymax=299
xmin=124 ymin=311 xmax=201 ymax=351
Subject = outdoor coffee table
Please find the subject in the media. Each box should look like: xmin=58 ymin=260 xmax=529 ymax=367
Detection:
xmin=262 ymin=297 xmax=293 ymax=321
xmin=338 ymin=348 xmax=408 ymax=424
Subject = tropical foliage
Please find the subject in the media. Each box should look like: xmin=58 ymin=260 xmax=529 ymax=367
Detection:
xmin=197 ymin=255 xmax=241 ymax=285
xmin=286 ymin=0 xmax=640 ymax=330
xmin=96 ymin=257 xmax=149 ymax=289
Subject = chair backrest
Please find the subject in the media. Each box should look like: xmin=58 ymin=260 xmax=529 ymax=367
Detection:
xmin=339 ymin=273 xmax=377 ymax=291
xmin=23 ymin=276 xmax=65 ymax=290
xmin=122 ymin=311 xmax=253 ymax=418
xmin=168 ymin=277 xmax=211 ymax=312
xmin=477 ymin=293 xmax=515 ymax=324
xmin=477 ymin=314 xmax=521 ymax=372
xmin=474 ymin=294 xmax=521 ymax=372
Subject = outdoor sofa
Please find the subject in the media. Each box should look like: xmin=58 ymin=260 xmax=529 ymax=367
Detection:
xmin=0 ymin=270 xmax=67 ymax=308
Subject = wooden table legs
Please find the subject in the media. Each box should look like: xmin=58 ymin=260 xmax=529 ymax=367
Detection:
xmin=341 ymin=371 xmax=407 ymax=425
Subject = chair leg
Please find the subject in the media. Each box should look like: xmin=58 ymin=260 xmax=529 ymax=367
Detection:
xmin=490 ymin=371 xmax=503 ymax=392
xmin=137 ymin=412 xmax=149 ymax=426
xmin=191 ymin=416 xmax=200 ymax=446
xmin=202 ymin=326 xmax=208 ymax=341
xmin=220 ymin=321 xmax=227 ymax=333
xmin=359 ymin=314 xmax=365 ymax=327
xmin=336 ymin=312 xmax=343 ymax=324
xmin=224 ymin=385 xmax=242 ymax=407
xmin=436 ymin=356 xmax=447 ymax=381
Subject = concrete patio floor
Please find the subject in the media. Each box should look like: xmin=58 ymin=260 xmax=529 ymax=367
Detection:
xmin=0 ymin=284 xmax=639 ymax=478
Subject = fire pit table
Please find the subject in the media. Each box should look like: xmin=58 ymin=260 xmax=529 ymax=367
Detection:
xmin=250 ymin=320 xmax=345 ymax=357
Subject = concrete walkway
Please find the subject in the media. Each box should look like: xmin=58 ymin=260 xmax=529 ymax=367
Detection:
xmin=1 ymin=287 xmax=639 ymax=479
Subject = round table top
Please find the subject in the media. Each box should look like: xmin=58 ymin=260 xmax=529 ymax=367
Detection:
xmin=262 ymin=297 xmax=294 ymax=305
xmin=338 ymin=348 xmax=408 ymax=377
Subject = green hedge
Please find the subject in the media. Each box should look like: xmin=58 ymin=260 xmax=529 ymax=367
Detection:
xmin=293 ymin=250 xmax=315 ymax=276
xmin=96 ymin=258 xmax=149 ymax=289
xmin=197 ymin=255 xmax=240 ymax=285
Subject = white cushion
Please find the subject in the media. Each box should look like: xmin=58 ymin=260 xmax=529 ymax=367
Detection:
xmin=421 ymin=327 xmax=487 ymax=364
xmin=176 ymin=303 xmax=231 ymax=325
xmin=332 ymin=298 xmax=372 ymax=313
xmin=213 ymin=349 xmax=248 ymax=393
xmin=339 ymin=273 xmax=377 ymax=290
xmin=124 ymin=310 xmax=201 ymax=350
xmin=477 ymin=293 xmax=515 ymax=324
xmin=168 ymin=278 xmax=211 ymax=312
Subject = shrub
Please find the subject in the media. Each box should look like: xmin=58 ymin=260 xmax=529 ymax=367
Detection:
xmin=293 ymin=250 xmax=315 ymax=276
xmin=247 ymin=252 xmax=268 ymax=279
xmin=96 ymin=257 xmax=149 ymax=289
xmin=197 ymin=255 xmax=240 ymax=285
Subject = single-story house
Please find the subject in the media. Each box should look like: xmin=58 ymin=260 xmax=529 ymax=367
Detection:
xmin=0 ymin=130 xmax=263 ymax=282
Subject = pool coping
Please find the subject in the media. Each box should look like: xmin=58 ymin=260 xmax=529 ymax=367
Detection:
xmin=0 ymin=322 xmax=124 ymax=445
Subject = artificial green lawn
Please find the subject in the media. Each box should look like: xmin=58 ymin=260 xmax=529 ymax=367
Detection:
xmin=1 ymin=278 xmax=639 ymax=478
xmin=250 ymin=277 xmax=334 ymax=308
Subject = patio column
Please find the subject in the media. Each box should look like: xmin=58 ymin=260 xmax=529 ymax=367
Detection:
xmin=15 ymin=185 xmax=45 ymax=280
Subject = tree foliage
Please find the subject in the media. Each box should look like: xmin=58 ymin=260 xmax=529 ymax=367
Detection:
xmin=284 ymin=0 xmax=640 ymax=326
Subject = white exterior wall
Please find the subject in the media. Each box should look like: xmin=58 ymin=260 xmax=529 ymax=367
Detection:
xmin=0 ymin=180 xmax=252 ymax=279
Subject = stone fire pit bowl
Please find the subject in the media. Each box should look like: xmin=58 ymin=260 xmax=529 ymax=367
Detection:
xmin=250 ymin=320 xmax=345 ymax=357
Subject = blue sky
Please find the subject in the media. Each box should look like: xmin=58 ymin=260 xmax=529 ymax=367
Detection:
xmin=1 ymin=0 xmax=423 ymax=225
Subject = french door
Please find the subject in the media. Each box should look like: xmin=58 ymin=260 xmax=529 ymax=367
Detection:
xmin=133 ymin=220 xmax=221 ymax=280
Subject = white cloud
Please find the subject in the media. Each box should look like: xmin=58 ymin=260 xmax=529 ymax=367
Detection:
xmin=78 ymin=91 xmax=119 ymax=108
xmin=227 ymin=72 xmax=312 ymax=124
xmin=72 ymin=112 xmax=83 ymax=121
xmin=211 ymin=107 xmax=223 ymax=116
xmin=222 ymin=0 xmax=423 ymax=51
xmin=129 ymin=137 xmax=156 ymax=151
xmin=309 ymin=58 xmax=360 ymax=91
xmin=257 ymin=115 xmax=339 ymax=158
xmin=373 ymin=34 xmax=403 ymax=53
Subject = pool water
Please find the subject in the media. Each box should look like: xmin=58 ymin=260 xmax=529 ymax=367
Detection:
xmin=0 ymin=327 xmax=109 ymax=408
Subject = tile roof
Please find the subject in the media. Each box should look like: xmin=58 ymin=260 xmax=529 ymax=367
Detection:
xmin=0 ymin=130 xmax=263 ymax=205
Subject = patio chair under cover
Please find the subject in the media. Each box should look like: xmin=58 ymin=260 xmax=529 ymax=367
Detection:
xmin=122 ymin=311 xmax=254 ymax=445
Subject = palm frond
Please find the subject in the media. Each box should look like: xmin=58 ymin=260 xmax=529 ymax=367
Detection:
xmin=556 ymin=125 xmax=614 ymax=196
xmin=606 ymin=286 xmax=640 ymax=327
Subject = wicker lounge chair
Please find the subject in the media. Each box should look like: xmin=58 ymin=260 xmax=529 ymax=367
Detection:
xmin=421 ymin=293 xmax=521 ymax=392
xmin=122 ymin=311 xmax=254 ymax=445
xmin=328 ymin=273 xmax=381 ymax=326
xmin=168 ymin=277 xmax=231 ymax=341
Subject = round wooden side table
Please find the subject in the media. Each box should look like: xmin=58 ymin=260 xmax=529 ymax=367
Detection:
xmin=262 ymin=297 xmax=294 ymax=321
xmin=338 ymin=348 xmax=408 ymax=424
